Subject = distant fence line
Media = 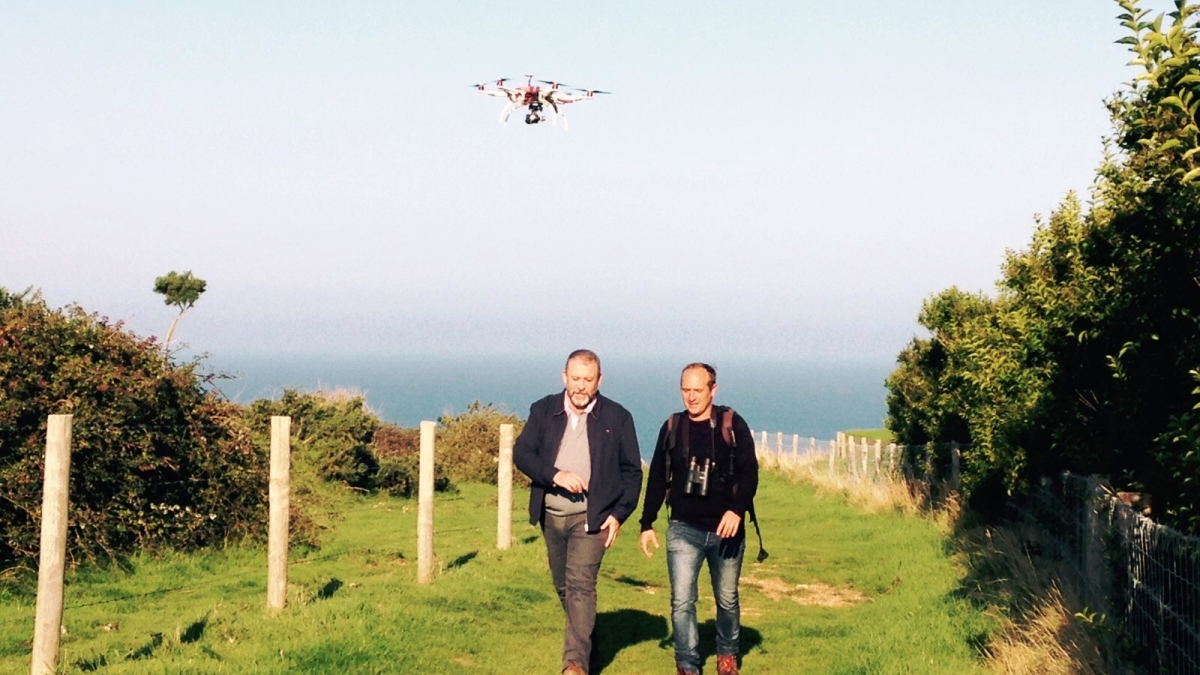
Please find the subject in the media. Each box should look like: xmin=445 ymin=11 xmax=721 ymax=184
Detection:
xmin=751 ymin=427 xmax=1200 ymax=675
xmin=748 ymin=429 xmax=962 ymax=492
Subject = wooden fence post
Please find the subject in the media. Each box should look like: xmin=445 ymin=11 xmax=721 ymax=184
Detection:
xmin=874 ymin=439 xmax=883 ymax=479
xmin=831 ymin=434 xmax=841 ymax=474
xmin=31 ymin=414 xmax=72 ymax=675
xmin=417 ymin=420 xmax=435 ymax=584
xmin=497 ymin=424 xmax=514 ymax=551
xmin=848 ymin=435 xmax=859 ymax=480
xmin=267 ymin=416 xmax=290 ymax=611
xmin=950 ymin=442 xmax=961 ymax=491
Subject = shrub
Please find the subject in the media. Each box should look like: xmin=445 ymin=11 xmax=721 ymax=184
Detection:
xmin=372 ymin=424 xmax=453 ymax=497
xmin=244 ymin=394 xmax=463 ymax=499
xmin=436 ymin=401 xmax=526 ymax=486
xmin=884 ymin=2 xmax=1200 ymax=530
xmin=0 ymin=289 xmax=265 ymax=568
xmin=244 ymin=389 xmax=380 ymax=491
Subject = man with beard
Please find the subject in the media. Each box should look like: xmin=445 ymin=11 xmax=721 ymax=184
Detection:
xmin=514 ymin=349 xmax=643 ymax=675
xmin=639 ymin=363 xmax=758 ymax=675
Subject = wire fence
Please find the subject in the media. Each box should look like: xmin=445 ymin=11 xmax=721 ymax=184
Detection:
xmin=754 ymin=428 xmax=1200 ymax=675
xmin=1020 ymin=472 xmax=1200 ymax=675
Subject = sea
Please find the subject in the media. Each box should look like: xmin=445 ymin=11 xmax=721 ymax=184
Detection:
xmin=205 ymin=354 xmax=893 ymax=460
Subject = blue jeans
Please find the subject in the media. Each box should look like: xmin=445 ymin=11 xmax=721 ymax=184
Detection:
xmin=666 ymin=519 xmax=745 ymax=672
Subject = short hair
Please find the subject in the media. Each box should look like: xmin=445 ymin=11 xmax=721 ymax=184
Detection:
xmin=565 ymin=349 xmax=601 ymax=373
xmin=681 ymin=362 xmax=716 ymax=388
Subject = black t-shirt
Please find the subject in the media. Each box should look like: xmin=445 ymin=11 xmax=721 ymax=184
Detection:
xmin=638 ymin=408 xmax=759 ymax=533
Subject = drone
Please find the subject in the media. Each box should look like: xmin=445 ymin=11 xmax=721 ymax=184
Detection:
xmin=472 ymin=74 xmax=610 ymax=127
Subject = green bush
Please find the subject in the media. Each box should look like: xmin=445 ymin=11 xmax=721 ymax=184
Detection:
xmin=885 ymin=1 xmax=1200 ymax=531
xmin=245 ymin=393 xmax=466 ymax=499
xmin=244 ymin=390 xmax=380 ymax=491
xmin=372 ymin=424 xmax=452 ymax=497
xmin=436 ymin=401 xmax=526 ymax=486
xmin=0 ymin=289 xmax=265 ymax=568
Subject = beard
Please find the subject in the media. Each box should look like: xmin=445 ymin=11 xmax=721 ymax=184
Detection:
xmin=569 ymin=390 xmax=596 ymax=409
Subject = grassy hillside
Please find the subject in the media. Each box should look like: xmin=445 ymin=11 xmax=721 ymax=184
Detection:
xmin=0 ymin=472 xmax=991 ymax=674
xmin=843 ymin=429 xmax=896 ymax=443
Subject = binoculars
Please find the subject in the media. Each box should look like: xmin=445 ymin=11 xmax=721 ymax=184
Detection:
xmin=684 ymin=456 xmax=712 ymax=497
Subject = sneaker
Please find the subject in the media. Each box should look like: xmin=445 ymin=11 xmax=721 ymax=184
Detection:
xmin=563 ymin=662 xmax=587 ymax=675
xmin=717 ymin=654 xmax=740 ymax=675
xmin=676 ymin=663 xmax=699 ymax=675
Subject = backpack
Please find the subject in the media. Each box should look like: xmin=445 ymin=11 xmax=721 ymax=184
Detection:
xmin=665 ymin=407 xmax=768 ymax=563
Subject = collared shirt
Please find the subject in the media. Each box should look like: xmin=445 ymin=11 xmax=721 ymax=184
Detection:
xmin=563 ymin=391 xmax=597 ymax=430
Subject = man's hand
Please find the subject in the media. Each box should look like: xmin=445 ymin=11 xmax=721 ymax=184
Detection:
xmin=600 ymin=515 xmax=621 ymax=548
xmin=553 ymin=470 xmax=587 ymax=494
xmin=639 ymin=529 xmax=660 ymax=558
xmin=716 ymin=511 xmax=742 ymax=538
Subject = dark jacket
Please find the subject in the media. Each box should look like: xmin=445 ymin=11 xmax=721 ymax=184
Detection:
xmin=513 ymin=391 xmax=643 ymax=532
xmin=639 ymin=406 xmax=758 ymax=533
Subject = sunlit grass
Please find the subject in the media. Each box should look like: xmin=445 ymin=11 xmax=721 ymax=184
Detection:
xmin=843 ymin=428 xmax=896 ymax=443
xmin=0 ymin=473 xmax=993 ymax=674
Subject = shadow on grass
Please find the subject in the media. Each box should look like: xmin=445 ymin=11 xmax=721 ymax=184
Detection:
xmin=126 ymin=632 xmax=163 ymax=661
xmin=316 ymin=578 xmax=343 ymax=601
xmin=75 ymin=653 xmax=108 ymax=671
xmin=946 ymin=523 xmax=1108 ymax=671
xmin=447 ymin=552 xmax=478 ymax=569
xmin=592 ymin=609 xmax=668 ymax=674
xmin=521 ymin=535 xmax=539 ymax=545
xmin=655 ymin=622 xmax=764 ymax=667
xmin=180 ymin=616 xmax=208 ymax=644
xmin=612 ymin=575 xmax=656 ymax=590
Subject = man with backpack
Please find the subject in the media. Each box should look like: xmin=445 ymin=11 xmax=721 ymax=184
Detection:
xmin=639 ymin=363 xmax=760 ymax=675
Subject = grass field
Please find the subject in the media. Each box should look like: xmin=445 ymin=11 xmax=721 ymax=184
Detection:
xmin=0 ymin=471 xmax=993 ymax=674
xmin=842 ymin=429 xmax=896 ymax=443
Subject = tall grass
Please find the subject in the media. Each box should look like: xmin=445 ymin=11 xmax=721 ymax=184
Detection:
xmin=776 ymin=458 xmax=1107 ymax=675
xmin=0 ymin=474 xmax=994 ymax=674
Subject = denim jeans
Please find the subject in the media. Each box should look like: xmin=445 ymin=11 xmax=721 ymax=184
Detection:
xmin=666 ymin=519 xmax=745 ymax=672
xmin=543 ymin=511 xmax=607 ymax=673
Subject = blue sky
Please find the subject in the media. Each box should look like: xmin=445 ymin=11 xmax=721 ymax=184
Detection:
xmin=0 ymin=1 xmax=1156 ymax=361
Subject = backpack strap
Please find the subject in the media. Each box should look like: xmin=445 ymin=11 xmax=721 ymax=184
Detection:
xmin=720 ymin=407 xmax=735 ymax=446
xmin=664 ymin=412 xmax=682 ymax=486
xmin=747 ymin=503 xmax=768 ymax=563
xmin=719 ymin=406 xmax=768 ymax=563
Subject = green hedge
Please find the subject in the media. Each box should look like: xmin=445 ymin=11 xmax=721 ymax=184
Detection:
xmin=0 ymin=289 xmax=265 ymax=568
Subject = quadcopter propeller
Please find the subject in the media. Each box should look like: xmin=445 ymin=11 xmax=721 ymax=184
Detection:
xmin=471 ymin=78 xmax=511 ymax=88
xmin=537 ymin=80 xmax=572 ymax=89
xmin=573 ymin=88 xmax=611 ymax=95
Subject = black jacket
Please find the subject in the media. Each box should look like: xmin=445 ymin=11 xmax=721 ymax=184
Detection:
xmin=639 ymin=406 xmax=758 ymax=533
xmin=513 ymin=391 xmax=643 ymax=532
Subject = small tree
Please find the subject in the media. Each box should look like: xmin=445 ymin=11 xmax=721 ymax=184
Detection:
xmin=153 ymin=270 xmax=206 ymax=352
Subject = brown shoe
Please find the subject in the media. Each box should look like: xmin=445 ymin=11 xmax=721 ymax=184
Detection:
xmin=717 ymin=654 xmax=740 ymax=675
xmin=563 ymin=662 xmax=587 ymax=675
